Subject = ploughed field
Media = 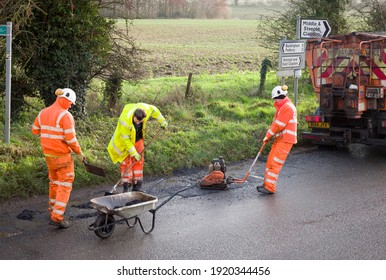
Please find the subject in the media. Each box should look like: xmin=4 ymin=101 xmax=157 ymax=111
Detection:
xmin=129 ymin=19 xmax=269 ymax=78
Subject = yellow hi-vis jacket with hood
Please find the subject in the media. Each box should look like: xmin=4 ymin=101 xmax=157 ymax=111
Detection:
xmin=107 ymin=103 xmax=166 ymax=164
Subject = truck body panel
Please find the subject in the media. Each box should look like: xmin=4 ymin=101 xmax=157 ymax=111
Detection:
xmin=303 ymin=32 xmax=386 ymax=146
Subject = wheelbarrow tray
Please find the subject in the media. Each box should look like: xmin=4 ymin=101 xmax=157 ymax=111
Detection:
xmin=90 ymin=192 xmax=158 ymax=219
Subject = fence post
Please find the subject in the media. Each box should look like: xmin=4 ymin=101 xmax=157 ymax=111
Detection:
xmin=185 ymin=73 xmax=193 ymax=98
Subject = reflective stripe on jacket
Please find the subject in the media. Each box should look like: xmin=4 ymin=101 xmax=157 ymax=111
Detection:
xmin=31 ymin=100 xmax=81 ymax=156
xmin=266 ymin=97 xmax=297 ymax=144
xmin=107 ymin=103 xmax=166 ymax=164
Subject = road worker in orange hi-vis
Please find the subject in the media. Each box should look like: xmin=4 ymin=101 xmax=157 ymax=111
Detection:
xmin=32 ymin=88 xmax=86 ymax=228
xmin=257 ymin=85 xmax=297 ymax=195
xmin=108 ymin=103 xmax=168 ymax=193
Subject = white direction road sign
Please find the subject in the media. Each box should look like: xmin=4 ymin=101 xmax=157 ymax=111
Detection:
xmin=281 ymin=56 xmax=302 ymax=68
xmin=276 ymin=69 xmax=294 ymax=77
xmin=281 ymin=41 xmax=305 ymax=54
xmin=279 ymin=39 xmax=306 ymax=70
xmin=300 ymin=19 xmax=331 ymax=38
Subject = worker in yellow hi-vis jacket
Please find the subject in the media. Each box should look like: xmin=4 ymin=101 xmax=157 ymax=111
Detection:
xmin=108 ymin=103 xmax=168 ymax=192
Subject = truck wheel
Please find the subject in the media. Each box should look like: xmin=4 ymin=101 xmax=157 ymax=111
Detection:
xmin=94 ymin=214 xmax=115 ymax=239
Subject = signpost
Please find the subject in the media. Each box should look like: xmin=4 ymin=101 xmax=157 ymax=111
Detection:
xmin=1 ymin=22 xmax=12 ymax=144
xmin=277 ymin=17 xmax=331 ymax=107
xmin=278 ymin=39 xmax=306 ymax=107
xmin=300 ymin=19 xmax=331 ymax=39
xmin=278 ymin=39 xmax=306 ymax=71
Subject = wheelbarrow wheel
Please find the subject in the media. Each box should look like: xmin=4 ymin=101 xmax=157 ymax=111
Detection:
xmin=94 ymin=214 xmax=115 ymax=239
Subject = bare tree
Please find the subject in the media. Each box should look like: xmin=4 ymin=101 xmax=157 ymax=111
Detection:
xmin=99 ymin=0 xmax=232 ymax=19
xmin=352 ymin=0 xmax=386 ymax=32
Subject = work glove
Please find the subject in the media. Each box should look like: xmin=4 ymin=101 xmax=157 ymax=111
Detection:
xmin=160 ymin=120 xmax=168 ymax=129
xmin=263 ymin=136 xmax=269 ymax=144
xmin=77 ymin=152 xmax=86 ymax=162
xmin=134 ymin=154 xmax=141 ymax=161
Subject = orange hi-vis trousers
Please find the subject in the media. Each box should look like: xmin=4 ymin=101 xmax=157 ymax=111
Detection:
xmin=263 ymin=140 xmax=293 ymax=193
xmin=120 ymin=139 xmax=144 ymax=185
xmin=45 ymin=153 xmax=74 ymax=222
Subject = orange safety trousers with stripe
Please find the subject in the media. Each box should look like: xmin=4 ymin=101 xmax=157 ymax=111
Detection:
xmin=45 ymin=154 xmax=74 ymax=222
xmin=263 ymin=140 xmax=293 ymax=193
xmin=120 ymin=139 xmax=144 ymax=185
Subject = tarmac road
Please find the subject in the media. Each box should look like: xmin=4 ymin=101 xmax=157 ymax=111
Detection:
xmin=0 ymin=145 xmax=385 ymax=260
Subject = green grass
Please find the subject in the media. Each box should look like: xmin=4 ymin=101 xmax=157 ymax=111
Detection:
xmin=0 ymin=71 xmax=317 ymax=201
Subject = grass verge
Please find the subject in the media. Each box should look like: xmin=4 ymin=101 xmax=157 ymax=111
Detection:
xmin=0 ymin=70 xmax=317 ymax=201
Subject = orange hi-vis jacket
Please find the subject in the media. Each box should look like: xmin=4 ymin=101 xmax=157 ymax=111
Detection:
xmin=266 ymin=97 xmax=297 ymax=144
xmin=31 ymin=100 xmax=82 ymax=156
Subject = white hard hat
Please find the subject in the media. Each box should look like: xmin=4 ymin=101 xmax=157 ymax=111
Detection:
xmin=60 ymin=88 xmax=76 ymax=104
xmin=271 ymin=85 xmax=288 ymax=99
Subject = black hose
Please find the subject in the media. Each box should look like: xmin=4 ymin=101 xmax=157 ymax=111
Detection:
xmin=152 ymin=185 xmax=194 ymax=212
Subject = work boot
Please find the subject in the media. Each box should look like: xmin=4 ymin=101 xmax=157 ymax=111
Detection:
xmin=49 ymin=219 xmax=70 ymax=229
xmin=122 ymin=182 xmax=131 ymax=193
xmin=132 ymin=180 xmax=144 ymax=192
xmin=256 ymin=185 xmax=274 ymax=195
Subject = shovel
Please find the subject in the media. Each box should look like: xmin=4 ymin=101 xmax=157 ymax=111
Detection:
xmin=104 ymin=159 xmax=138 ymax=196
xmin=104 ymin=128 xmax=164 ymax=196
xmin=83 ymin=159 xmax=106 ymax=177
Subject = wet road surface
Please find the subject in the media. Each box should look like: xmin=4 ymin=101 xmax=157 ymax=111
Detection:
xmin=0 ymin=145 xmax=385 ymax=260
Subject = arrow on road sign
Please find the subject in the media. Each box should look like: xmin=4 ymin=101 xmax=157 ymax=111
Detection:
xmin=322 ymin=21 xmax=330 ymax=37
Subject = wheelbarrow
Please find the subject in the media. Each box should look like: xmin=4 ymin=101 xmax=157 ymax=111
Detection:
xmin=88 ymin=186 xmax=191 ymax=239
